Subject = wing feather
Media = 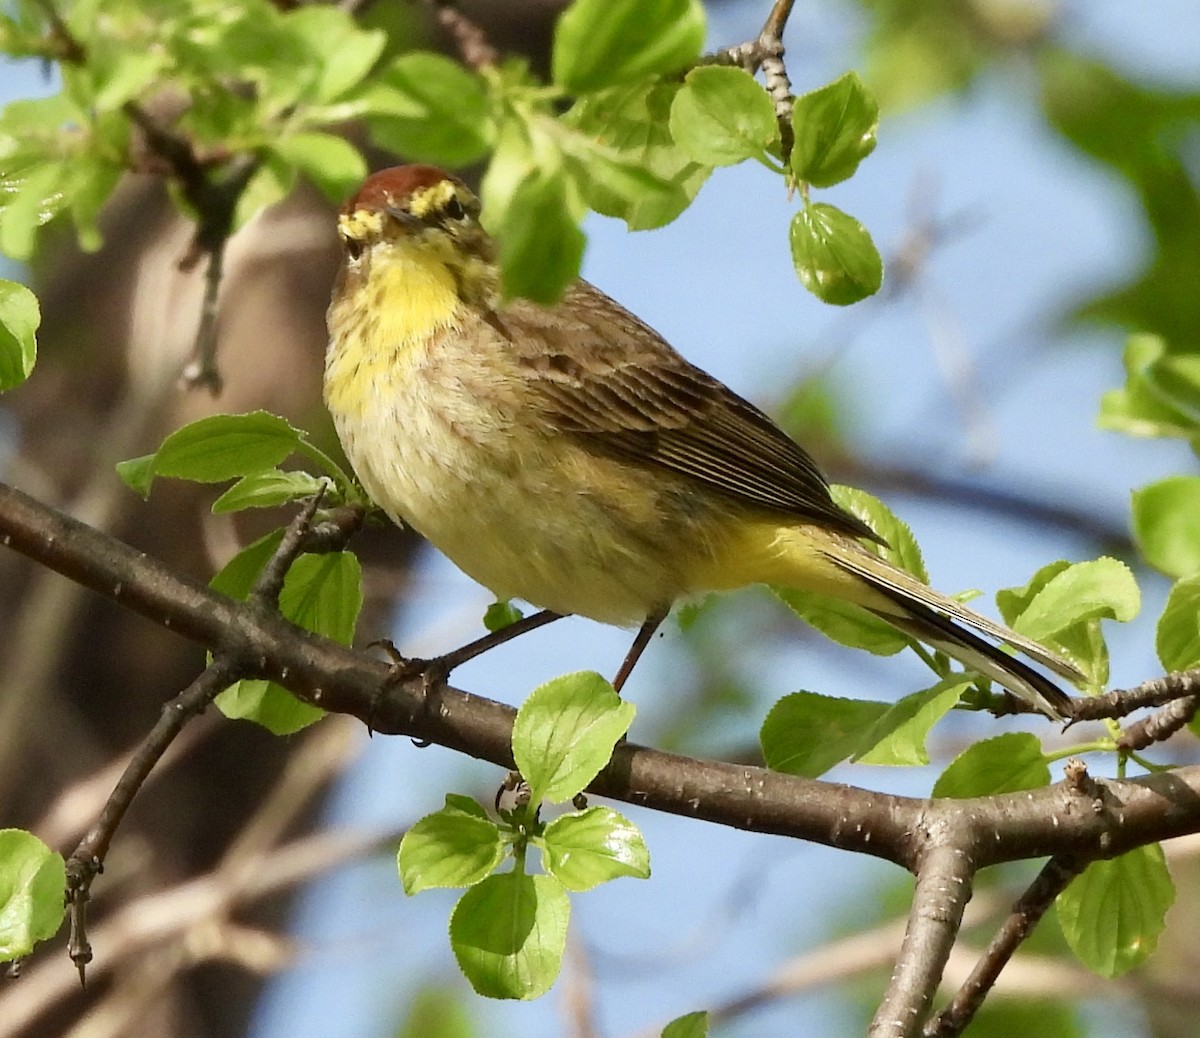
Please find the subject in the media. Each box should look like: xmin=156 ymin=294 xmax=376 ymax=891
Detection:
xmin=499 ymin=283 xmax=881 ymax=544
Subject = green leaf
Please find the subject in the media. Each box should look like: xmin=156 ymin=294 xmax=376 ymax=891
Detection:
xmin=399 ymin=800 xmax=506 ymax=894
xmin=790 ymin=71 xmax=880 ymax=187
xmin=212 ymin=470 xmax=327 ymax=514
xmin=364 ymin=52 xmax=492 ymax=167
xmin=0 ymin=829 xmax=65 ymax=961
xmin=232 ymin=160 xmax=297 ymax=232
xmin=450 ymin=872 xmax=569 ymax=1000
xmin=1098 ymin=334 xmax=1200 ymax=441
xmin=540 ymin=806 xmax=649 ymax=891
xmin=511 ymin=671 xmax=634 ymax=805
xmin=214 ymin=678 xmax=324 ymax=736
xmin=789 ymin=202 xmax=883 ymax=305
xmin=209 ymin=529 xmax=287 ymax=600
xmin=119 ymin=412 xmax=305 ymax=497
xmin=0 ymin=160 xmax=71 ymax=260
xmin=0 ymin=279 xmax=39 ymax=390
xmin=760 ymin=692 xmax=890 ymax=777
xmin=483 ymin=600 xmax=525 ymax=633
xmin=1011 ymin=557 xmax=1141 ymax=641
xmin=217 ymin=551 xmax=362 ymax=733
xmin=831 ymin=485 xmax=927 ymax=581
xmin=91 ymin=50 xmax=166 ymax=111
xmin=932 ymin=733 xmax=1051 ymax=798
xmin=496 ymin=166 xmax=585 ymax=305
xmin=773 ymin=587 xmax=910 ymax=656
xmin=278 ymin=551 xmax=362 ymax=647
xmin=270 ymin=133 xmax=366 ymax=203
xmin=1156 ymin=575 xmax=1200 ymax=672
xmin=552 ymin=0 xmax=705 ymax=94
xmin=855 ymin=679 xmax=970 ymax=767
xmin=662 ymin=1012 xmax=710 ymax=1038
xmin=284 ymin=6 xmax=386 ymax=102
xmin=397 ymin=985 xmax=476 ymax=1038
xmin=565 ymin=81 xmax=711 ymax=230
xmin=1056 ymin=843 xmax=1174 ymax=978
xmin=1131 ymin=476 xmax=1200 ymax=578
xmin=669 ymin=66 xmax=780 ymax=167
xmin=67 ymin=157 xmax=121 ymax=253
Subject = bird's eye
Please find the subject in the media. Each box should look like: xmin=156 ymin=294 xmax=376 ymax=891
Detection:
xmin=443 ymin=196 xmax=467 ymax=221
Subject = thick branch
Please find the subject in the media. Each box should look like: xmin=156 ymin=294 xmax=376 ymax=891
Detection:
xmin=3 ymin=480 xmax=1200 ymax=868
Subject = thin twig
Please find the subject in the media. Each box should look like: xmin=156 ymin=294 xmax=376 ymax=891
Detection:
xmin=1071 ymin=670 xmax=1200 ymax=721
xmin=424 ymin=0 xmax=499 ymax=69
xmin=64 ymin=657 xmax=245 ymax=982
xmin=62 ymin=495 xmax=326 ymax=978
xmin=924 ymin=856 xmax=1086 ymax=1037
xmin=1117 ymin=694 xmax=1200 ymax=751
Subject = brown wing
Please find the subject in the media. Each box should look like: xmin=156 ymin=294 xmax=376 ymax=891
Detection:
xmin=498 ymin=282 xmax=882 ymax=544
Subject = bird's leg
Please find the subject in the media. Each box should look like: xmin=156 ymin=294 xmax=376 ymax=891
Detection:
xmin=376 ymin=608 xmax=566 ymax=685
xmin=613 ymin=610 xmax=667 ymax=693
xmin=436 ymin=608 xmax=565 ymax=674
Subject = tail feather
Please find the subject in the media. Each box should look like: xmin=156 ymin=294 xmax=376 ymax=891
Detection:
xmin=874 ymin=602 xmax=1074 ymax=720
xmin=824 ymin=548 xmax=1081 ymax=720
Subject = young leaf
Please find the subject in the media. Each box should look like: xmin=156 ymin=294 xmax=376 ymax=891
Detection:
xmin=214 ymin=678 xmax=324 ymax=736
xmin=1156 ymin=574 xmax=1200 ymax=672
xmin=450 ymin=872 xmax=570 ymax=1000
xmin=511 ymin=671 xmax=634 ymax=805
xmin=1011 ymin=557 xmax=1140 ymax=642
xmin=0 ymin=829 xmax=65 ymax=961
xmin=773 ymin=588 xmax=910 ymax=656
xmin=396 ymin=985 xmax=476 ymax=1038
xmin=669 ymin=66 xmax=780 ymax=167
xmin=790 ymin=71 xmax=880 ymax=187
xmin=552 ymin=0 xmax=705 ymax=94
xmin=119 ymin=412 xmax=304 ymax=497
xmin=209 ymin=529 xmax=287 ymax=599
xmin=540 ymin=806 xmax=649 ymax=891
xmin=1056 ymin=843 xmax=1174 ymax=978
xmin=496 ymin=166 xmax=585 ymax=305
xmin=1098 ymin=334 xmax=1200 ymax=441
xmin=760 ymin=692 xmax=890 ymax=777
xmin=565 ymin=81 xmax=711 ymax=230
xmin=662 ymin=1012 xmax=710 ymax=1038
xmin=932 ymin=733 xmax=1051 ymax=798
xmin=211 ymin=470 xmax=328 ymax=514
xmin=284 ymin=6 xmax=385 ymax=103
xmin=216 ymin=551 xmax=362 ymax=733
xmin=277 ymin=551 xmax=362 ymax=647
xmin=789 ymin=202 xmax=883 ymax=306
xmin=1131 ymin=476 xmax=1200 ymax=578
xmin=364 ymin=53 xmax=492 ymax=167
xmin=830 ymin=485 xmax=928 ymax=581
xmin=0 ymin=279 xmax=39 ymax=390
xmin=854 ymin=679 xmax=970 ymax=767
xmin=483 ymin=600 xmax=524 ymax=633
xmin=269 ymin=132 xmax=366 ymax=202
xmin=399 ymin=801 xmax=506 ymax=894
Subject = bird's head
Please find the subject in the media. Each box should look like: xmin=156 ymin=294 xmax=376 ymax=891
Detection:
xmin=336 ymin=165 xmax=495 ymax=301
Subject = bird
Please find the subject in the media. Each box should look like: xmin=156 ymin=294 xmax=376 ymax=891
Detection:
xmin=323 ymin=163 xmax=1081 ymax=719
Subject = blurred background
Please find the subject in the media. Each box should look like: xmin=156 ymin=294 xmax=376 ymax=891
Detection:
xmin=1 ymin=0 xmax=1198 ymax=1036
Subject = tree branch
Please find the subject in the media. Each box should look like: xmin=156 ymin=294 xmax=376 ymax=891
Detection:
xmin=924 ymin=855 xmax=1085 ymax=1037
xmin=871 ymin=844 xmax=974 ymax=1037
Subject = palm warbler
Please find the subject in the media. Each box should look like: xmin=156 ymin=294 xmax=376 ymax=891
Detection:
xmin=325 ymin=164 xmax=1080 ymax=718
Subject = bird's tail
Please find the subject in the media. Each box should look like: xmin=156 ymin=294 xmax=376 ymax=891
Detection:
xmin=823 ymin=547 xmax=1081 ymax=720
